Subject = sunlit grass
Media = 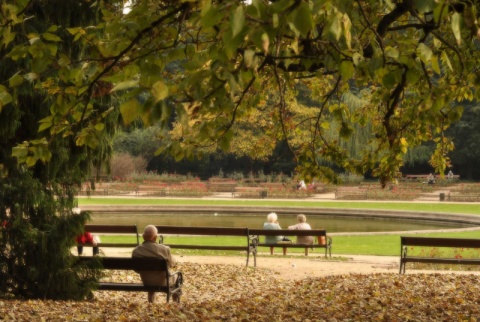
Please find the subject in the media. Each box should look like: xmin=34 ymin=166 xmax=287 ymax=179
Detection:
xmin=77 ymin=197 xmax=480 ymax=215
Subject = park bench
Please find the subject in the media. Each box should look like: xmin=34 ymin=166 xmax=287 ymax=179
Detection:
xmin=76 ymin=256 xmax=183 ymax=303
xmin=335 ymin=187 xmax=367 ymax=200
xmin=233 ymin=186 xmax=268 ymax=198
xmin=399 ymin=236 xmax=480 ymax=274
xmin=248 ymin=229 xmax=332 ymax=257
xmin=156 ymin=226 xmax=257 ymax=267
xmin=77 ymin=225 xmax=140 ymax=252
xmin=207 ymin=179 xmax=237 ymax=193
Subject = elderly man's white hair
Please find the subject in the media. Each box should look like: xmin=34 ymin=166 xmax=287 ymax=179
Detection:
xmin=143 ymin=225 xmax=158 ymax=239
xmin=267 ymin=212 xmax=278 ymax=223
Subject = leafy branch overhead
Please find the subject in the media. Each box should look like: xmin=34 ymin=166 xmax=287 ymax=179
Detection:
xmin=2 ymin=0 xmax=480 ymax=186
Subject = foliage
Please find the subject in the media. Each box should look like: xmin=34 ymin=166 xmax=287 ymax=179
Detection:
xmin=1 ymin=1 xmax=479 ymax=190
xmin=0 ymin=0 xmax=115 ymax=299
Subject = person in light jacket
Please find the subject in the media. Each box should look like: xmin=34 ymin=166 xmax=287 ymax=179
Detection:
xmin=288 ymin=214 xmax=314 ymax=245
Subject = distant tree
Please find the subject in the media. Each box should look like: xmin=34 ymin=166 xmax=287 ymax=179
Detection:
xmin=446 ymin=102 xmax=480 ymax=180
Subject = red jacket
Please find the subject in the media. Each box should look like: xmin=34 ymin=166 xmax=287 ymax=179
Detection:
xmin=76 ymin=232 xmax=94 ymax=244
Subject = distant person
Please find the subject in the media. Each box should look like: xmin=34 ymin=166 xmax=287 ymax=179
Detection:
xmin=76 ymin=231 xmax=99 ymax=256
xmin=448 ymin=170 xmax=454 ymax=179
xmin=263 ymin=212 xmax=290 ymax=255
xmin=132 ymin=225 xmax=180 ymax=303
xmin=288 ymin=214 xmax=314 ymax=245
xmin=427 ymin=173 xmax=435 ymax=185
xmin=297 ymin=180 xmax=307 ymax=190
xmin=73 ymin=208 xmax=100 ymax=256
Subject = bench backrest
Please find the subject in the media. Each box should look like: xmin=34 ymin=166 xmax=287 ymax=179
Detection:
xmin=401 ymin=236 xmax=480 ymax=248
xmin=84 ymin=224 xmax=140 ymax=244
xmin=78 ymin=256 xmax=169 ymax=271
xmin=156 ymin=225 xmax=250 ymax=237
xmin=248 ymin=229 xmax=327 ymax=237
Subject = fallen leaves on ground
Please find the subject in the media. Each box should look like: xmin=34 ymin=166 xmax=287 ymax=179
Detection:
xmin=1 ymin=262 xmax=480 ymax=321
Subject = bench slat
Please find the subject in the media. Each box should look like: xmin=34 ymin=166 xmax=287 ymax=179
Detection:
xmin=84 ymin=224 xmax=139 ymax=234
xmin=156 ymin=226 xmax=250 ymax=237
xmin=401 ymin=257 xmax=480 ymax=265
xmin=248 ymin=229 xmax=327 ymax=236
xmin=78 ymin=243 xmax=140 ymax=248
xmin=401 ymin=237 xmax=480 ymax=248
xmin=165 ymin=244 xmax=252 ymax=251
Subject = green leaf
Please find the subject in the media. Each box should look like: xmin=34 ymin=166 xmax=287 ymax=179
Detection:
xmin=110 ymin=80 xmax=139 ymax=92
xmin=288 ymin=3 xmax=313 ymax=37
xmin=42 ymin=32 xmax=62 ymax=42
xmin=243 ymin=49 xmax=256 ymax=68
xmin=0 ymin=90 xmax=13 ymax=108
xmin=329 ymin=12 xmax=342 ymax=41
xmin=416 ymin=43 xmax=432 ymax=64
xmin=94 ymin=123 xmax=105 ymax=131
xmin=339 ymin=61 xmax=354 ymax=79
xmin=12 ymin=146 xmax=28 ymax=160
xmin=120 ymin=98 xmax=141 ymax=125
xmin=231 ymin=5 xmax=245 ymax=37
xmin=451 ymin=12 xmax=462 ymax=45
xmin=151 ymin=80 xmax=169 ymax=102
xmin=9 ymin=74 xmax=23 ymax=87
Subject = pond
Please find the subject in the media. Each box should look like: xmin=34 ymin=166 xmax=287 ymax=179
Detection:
xmin=90 ymin=212 xmax=471 ymax=233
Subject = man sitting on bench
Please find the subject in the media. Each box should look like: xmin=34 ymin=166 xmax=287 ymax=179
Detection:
xmin=132 ymin=225 xmax=179 ymax=303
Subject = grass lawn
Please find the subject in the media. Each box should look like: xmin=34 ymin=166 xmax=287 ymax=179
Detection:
xmin=78 ymin=197 xmax=480 ymax=215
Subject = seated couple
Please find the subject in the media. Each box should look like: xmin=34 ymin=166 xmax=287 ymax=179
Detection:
xmin=263 ymin=213 xmax=314 ymax=255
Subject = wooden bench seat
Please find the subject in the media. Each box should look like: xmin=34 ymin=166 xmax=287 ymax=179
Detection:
xmin=78 ymin=224 xmax=140 ymax=249
xmin=335 ymin=187 xmax=367 ymax=200
xmin=156 ymin=226 xmax=257 ymax=266
xmin=399 ymin=236 xmax=480 ymax=273
xmin=233 ymin=187 xmax=267 ymax=198
xmin=76 ymin=256 xmax=183 ymax=303
xmin=248 ymin=229 xmax=332 ymax=257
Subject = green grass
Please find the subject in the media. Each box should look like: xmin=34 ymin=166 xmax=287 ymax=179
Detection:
xmin=99 ymin=230 xmax=480 ymax=257
xmin=78 ymin=197 xmax=480 ymax=215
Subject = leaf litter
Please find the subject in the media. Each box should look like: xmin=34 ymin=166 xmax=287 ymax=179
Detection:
xmin=1 ymin=263 xmax=480 ymax=321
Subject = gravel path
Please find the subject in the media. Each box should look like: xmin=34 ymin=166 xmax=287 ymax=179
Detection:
xmin=95 ymin=247 xmax=480 ymax=281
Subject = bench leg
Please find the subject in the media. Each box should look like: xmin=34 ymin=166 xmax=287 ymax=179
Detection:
xmin=304 ymin=247 xmax=308 ymax=256
xmin=148 ymin=292 xmax=156 ymax=303
xmin=270 ymin=246 xmax=274 ymax=255
xmin=283 ymin=247 xmax=286 ymax=256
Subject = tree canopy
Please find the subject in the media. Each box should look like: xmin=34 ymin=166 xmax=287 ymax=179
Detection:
xmin=3 ymin=0 xmax=480 ymax=186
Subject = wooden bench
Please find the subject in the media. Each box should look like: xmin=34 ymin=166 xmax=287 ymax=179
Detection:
xmin=156 ymin=226 xmax=257 ymax=267
xmin=77 ymin=224 xmax=140 ymax=250
xmin=399 ymin=236 xmax=480 ymax=274
xmin=447 ymin=194 xmax=480 ymax=202
xmin=233 ymin=186 xmax=268 ymax=198
xmin=76 ymin=256 xmax=183 ymax=303
xmin=248 ymin=229 xmax=332 ymax=257
xmin=335 ymin=187 xmax=367 ymax=200
xmin=207 ymin=180 xmax=237 ymax=193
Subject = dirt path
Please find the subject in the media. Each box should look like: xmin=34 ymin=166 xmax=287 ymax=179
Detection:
xmin=96 ymin=247 xmax=480 ymax=280
xmin=98 ymin=247 xmax=402 ymax=280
